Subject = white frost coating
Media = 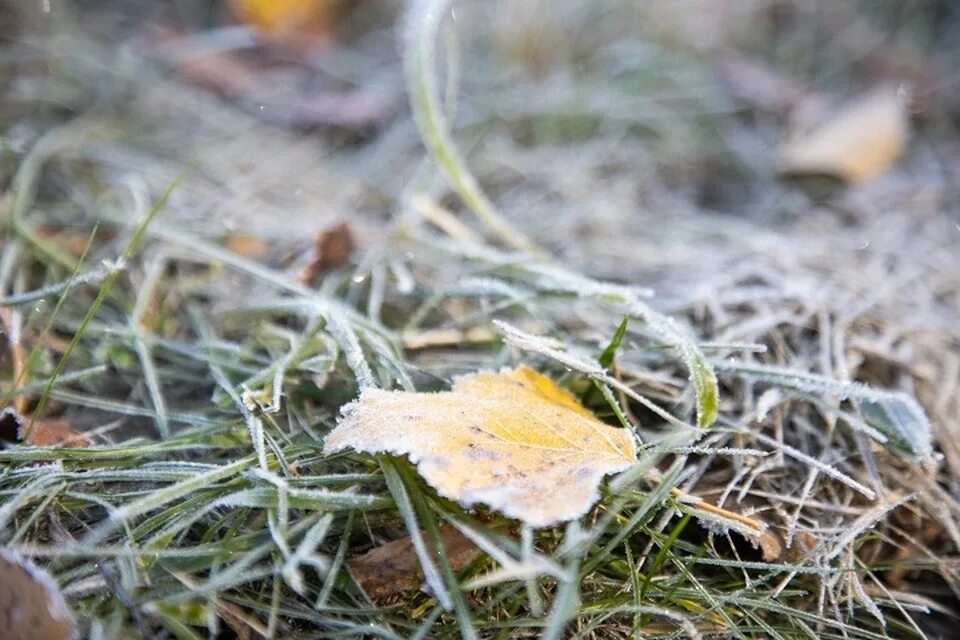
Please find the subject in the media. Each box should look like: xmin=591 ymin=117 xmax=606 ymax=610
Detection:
xmin=0 ymin=258 xmax=127 ymax=307
xmin=323 ymin=311 xmax=375 ymax=389
xmin=450 ymin=277 xmax=533 ymax=300
xmin=716 ymin=360 xmax=932 ymax=457
xmin=824 ymin=493 xmax=915 ymax=561
xmin=495 ymin=319 xmax=697 ymax=430
xmin=751 ymin=431 xmax=876 ymax=500
xmin=494 ymin=320 xmax=605 ymax=377
xmin=0 ymin=549 xmax=76 ymax=639
xmin=324 ymin=367 xmax=637 ymax=527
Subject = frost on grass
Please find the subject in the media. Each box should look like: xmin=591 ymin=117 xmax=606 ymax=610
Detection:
xmin=715 ymin=360 xmax=933 ymax=458
xmin=324 ymin=366 xmax=636 ymax=527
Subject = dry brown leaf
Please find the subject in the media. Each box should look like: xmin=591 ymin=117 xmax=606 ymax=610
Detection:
xmin=324 ymin=366 xmax=637 ymax=527
xmin=0 ymin=409 xmax=90 ymax=449
xmin=26 ymin=420 xmax=91 ymax=448
xmin=779 ymin=86 xmax=909 ymax=183
xmin=298 ymin=221 xmax=355 ymax=284
xmin=347 ymin=523 xmax=481 ymax=600
xmin=34 ymin=225 xmax=117 ymax=257
xmin=0 ymin=549 xmax=75 ymax=640
xmin=167 ymin=571 xmax=269 ymax=640
xmin=177 ymin=51 xmax=258 ymax=98
xmin=752 ymin=530 xmax=783 ymax=562
xmin=743 ymin=529 xmax=818 ymax=563
xmin=225 ymin=233 xmax=270 ymax=259
xmin=784 ymin=530 xmax=819 ymax=563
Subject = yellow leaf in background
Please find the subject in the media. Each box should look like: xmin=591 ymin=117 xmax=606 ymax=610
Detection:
xmin=229 ymin=0 xmax=333 ymax=42
xmin=779 ymin=86 xmax=909 ymax=183
xmin=324 ymin=366 xmax=637 ymax=527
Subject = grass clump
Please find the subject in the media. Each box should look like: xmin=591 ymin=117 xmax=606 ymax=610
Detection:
xmin=2 ymin=1 xmax=960 ymax=639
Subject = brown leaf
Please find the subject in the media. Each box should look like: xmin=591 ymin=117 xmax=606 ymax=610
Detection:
xmin=347 ymin=524 xmax=481 ymax=600
xmin=0 ymin=408 xmax=90 ymax=448
xmin=0 ymin=549 xmax=75 ymax=640
xmin=745 ymin=529 xmax=818 ymax=563
xmin=225 ymin=233 xmax=270 ymax=259
xmin=35 ymin=225 xmax=114 ymax=256
xmin=784 ymin=530 xmax=819 ymax=563
xmin=177 ymin=51 xmax=258 ymax=98
xmin=299 ymin=222 xmax=355 ymax=284
xmin=779 ymin=86 xmax=909 ymax=183
xmin=752 ymin=530 xmax=783 ymax=562
xmin=324 ymin=366 xmax=637 ymax=528
xmin=26 ymin=420 xmax=91 ymax=448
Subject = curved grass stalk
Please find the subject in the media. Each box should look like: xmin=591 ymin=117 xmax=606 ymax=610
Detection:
xmin=404 ymin=0 xmax=539 ymax=255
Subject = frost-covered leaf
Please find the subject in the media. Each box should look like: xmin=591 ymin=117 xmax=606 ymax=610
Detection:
xmin=779 ymin=86 xmax=908 ymax=183
xmin=0 ymin=549 xmax=75 ymax=640
xmin=860 ymin=396 xmax=932 ymax=459
xmin=324 ymin=366 xmax=637 ymax=527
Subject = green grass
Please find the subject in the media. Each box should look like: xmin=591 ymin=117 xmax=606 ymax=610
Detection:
xmin=2 ymin=1 xmax=959 ymax=638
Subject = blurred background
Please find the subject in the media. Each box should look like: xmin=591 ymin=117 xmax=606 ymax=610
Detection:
xmin=4 ymin=0 xmax=958 ymax=251
xmin=4 ymin=0 xmax=958 ymax=379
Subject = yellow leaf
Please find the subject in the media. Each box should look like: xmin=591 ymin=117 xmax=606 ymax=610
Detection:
xmin=779 ymin=87 xmax=908 ymax=183
xmin=229 ymin=0 xmax=333 ymax=41
xmin=324 ymin=366 xmax=637 ymax=527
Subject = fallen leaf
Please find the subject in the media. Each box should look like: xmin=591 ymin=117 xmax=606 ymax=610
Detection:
xmin=0 ymin=549 xmax=75 ymax=640
xmin=229 ymin=0 xmax=335 ymax=51
xmin=324 ymin=366 xmax=637 ymax=527
xmin=225 ymin=233 xmax=270 ymax=259
xmin=177 ymin=51 xmax=258 ymax=98
xmin=25 ymin=420 xmax=91 ymax=448
xmin=167 ymin=571 xmax=269 ymax=640
xmin=752 ymin=530 xmax=783 ymax=562
xmin=36 ymin=225 xmax=115 ymax=256
xmin=0 ymin=408 xmax=91 ymax=449
xmin=779 ymin=86 xmax=909 ymax=183
xmin=784 ymin=530 xmax=819 ymax=563
xmin=860 ymin=395 xmax=932 ymax=459
xmin=347 ymin=523 xmax=481 ymax=599
xmin=299 ymin=221 xmax=355 ymax=284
